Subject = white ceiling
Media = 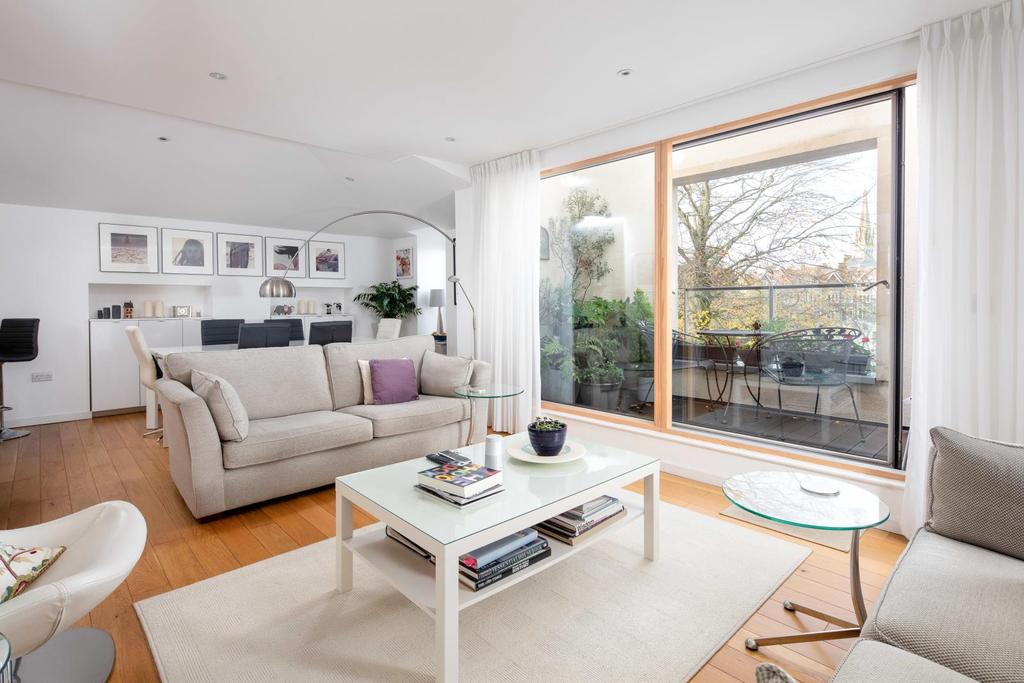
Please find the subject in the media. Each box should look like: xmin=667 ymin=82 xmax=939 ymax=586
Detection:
xmin=0 ymin=0 xmax=996 ymax=232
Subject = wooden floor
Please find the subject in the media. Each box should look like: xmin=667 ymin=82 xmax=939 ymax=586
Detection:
xmin=0 ymin=413 xmax=907 ymax=682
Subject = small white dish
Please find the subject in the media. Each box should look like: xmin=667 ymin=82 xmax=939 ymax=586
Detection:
xmin=507 ymin=438 xmax=587 ymax=464
xmin=797 ymin=474 xmax=841 ymax=496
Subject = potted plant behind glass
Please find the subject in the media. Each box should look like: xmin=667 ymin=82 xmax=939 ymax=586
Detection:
xmin=527 ymin=416 xmax=568 ymax=456
xmin=353 ymin=280 xmax=421 ymax=332
xmin=573 ymin=334 xmax=625 ymax=411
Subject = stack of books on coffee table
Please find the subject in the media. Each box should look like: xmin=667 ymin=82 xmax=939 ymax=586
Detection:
xmin=415 ymin=462 xmax=504 ymax=507
xmin=385 ymin=526 xmax=551 ymax=591
xmin=534 ymin=495 xmax=626 ymax=545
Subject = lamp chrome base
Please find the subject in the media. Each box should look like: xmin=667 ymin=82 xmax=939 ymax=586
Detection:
xmin=0 ymin=428 xmax=29 ymax=442
xmin=14 ymin=628 xmax=115 ymax=683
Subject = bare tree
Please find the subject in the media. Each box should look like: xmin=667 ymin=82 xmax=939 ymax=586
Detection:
xmin=548 ymin=188 xmax=615 ymax=302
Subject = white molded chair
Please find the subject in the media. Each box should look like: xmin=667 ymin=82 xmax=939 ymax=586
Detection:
xmin=125 ymin=325 xmax=161 ymax=438
xmin=0 ymin=500 xmax=147 ymax=681
xmin=376 ymin=318 xmax=402 ymax=340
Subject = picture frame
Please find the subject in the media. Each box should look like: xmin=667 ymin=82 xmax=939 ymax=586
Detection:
xmin=308 ymin=240 xmax=346 ymax=279
xmin=540 ymin=225 xmax=551 ymax=261
xmin=98 ymin=223 xmax=159 ymax=273
xmin=161 ymin=228 xmax=214 ymax=275
xmin=216 ymin=232 xmax=264 ymax=277
xmin=265 ymin=236 xmax=307 ymax=278
xmin=394 ymin=247 xmax=414 ymax=279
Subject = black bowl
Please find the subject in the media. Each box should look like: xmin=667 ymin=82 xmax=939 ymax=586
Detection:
xmin=527 ymin=424 xmax=567 ymax=457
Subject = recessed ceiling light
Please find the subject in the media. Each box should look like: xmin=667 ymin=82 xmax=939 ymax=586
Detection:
xmin=617 ymin=68 xmax=633 ymax=77
xmin=209 ymin=72 xmax=228 ymax=80
xmin=344 ymin=176 xmax=355 ymax=182
xmin=157 ymin=136 xmax=170 ymax=141
xmin=444 ymin=136 xmax=456 ymax=142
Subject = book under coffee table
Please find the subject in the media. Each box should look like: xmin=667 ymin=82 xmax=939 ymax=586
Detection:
xmin=335 ymin=435 xmax=660 ymax=683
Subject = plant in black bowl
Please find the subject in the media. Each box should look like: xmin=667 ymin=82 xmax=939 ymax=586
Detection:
xmin=527 ymin=416 xmax=568 ymax=457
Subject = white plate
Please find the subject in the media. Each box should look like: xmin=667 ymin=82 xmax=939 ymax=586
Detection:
xmin=797 ymin=474 xmax=841 ymax=496
xmin=507 ymin=437 xmax=587 ymax=464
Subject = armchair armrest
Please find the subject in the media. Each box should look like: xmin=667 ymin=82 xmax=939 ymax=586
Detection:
xmin=927 ymin=426 xmax=1024 ymax=560
xmin=156 ymin=379 xmax=226 ymax=518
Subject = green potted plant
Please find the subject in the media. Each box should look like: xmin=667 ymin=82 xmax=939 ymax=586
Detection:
xmin=353 ymin=280 xmax=421 ymax=321
xmin=540 ymin=335 xmax=574 ymax=404
xmin=573 ymin=334 xmax=625 ymax=411
xmin=527 ymin=416 xmax=568 ymax=456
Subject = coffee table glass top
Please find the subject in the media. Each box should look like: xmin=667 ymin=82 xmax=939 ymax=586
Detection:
xmin=722 ymin=471 xmax=889 ymax=531
xmin=452 ymin=384 xmax=524 ymax=399
xmin=337 ymin=433 xmax=656 ymax=545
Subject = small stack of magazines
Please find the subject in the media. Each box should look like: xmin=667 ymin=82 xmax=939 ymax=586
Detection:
xmin=415 ymin=462 xmax=504 ymax=507
xmin=534 ymin=495 xmax=625 ymax=545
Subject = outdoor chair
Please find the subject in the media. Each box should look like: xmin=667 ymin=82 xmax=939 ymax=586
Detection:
xmin=633 ymin=321 xmax=727 ymax=412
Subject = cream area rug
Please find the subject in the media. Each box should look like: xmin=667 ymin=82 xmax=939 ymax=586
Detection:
xmin=136 ymin=495 xmax=809 ymax=682
xmin=720 ymin=505 xmax=853 ymax=552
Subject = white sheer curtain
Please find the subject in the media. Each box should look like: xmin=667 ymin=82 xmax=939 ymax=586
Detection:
xmin=903 ymin=0 xmax=1024 ymax=538
xmin=471 ymin=150 xmax=542 ymax=432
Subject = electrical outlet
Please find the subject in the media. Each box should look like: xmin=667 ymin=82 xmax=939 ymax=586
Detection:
xmin=31 ymin=372 xmax=53 ymax=383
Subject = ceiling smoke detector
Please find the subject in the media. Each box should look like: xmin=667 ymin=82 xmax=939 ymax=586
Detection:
xmin=344 ymin=176 xmax=355 ymax=182
xmin=157 ymin=136 xmax=169 ymax=141
xmin=208 ymin=72 xmax=228 ymax=80
xmin=444 ymin=136 xmax=456 ymax=142
xmin=616 ymin=68 xmax=633 ymax=77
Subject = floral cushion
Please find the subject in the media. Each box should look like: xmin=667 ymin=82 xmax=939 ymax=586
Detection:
xmin=0 ymin=542 xmax=65 ymax=603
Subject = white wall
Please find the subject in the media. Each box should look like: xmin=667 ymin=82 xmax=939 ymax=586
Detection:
xmin=0 ymin=201 xmax=397 ymax=426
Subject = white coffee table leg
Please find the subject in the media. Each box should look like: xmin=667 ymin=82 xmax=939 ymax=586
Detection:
xmin=435 ymin=546 xmax=459 ymax=682
xmin=644 ymin=470 xmax=660 ymax=561
xmin=336 ymin=488 xmax=353 ymax=592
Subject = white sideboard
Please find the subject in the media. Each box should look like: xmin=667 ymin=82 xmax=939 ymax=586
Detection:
xmin=89 ymin=315 xmax=354 ymax=413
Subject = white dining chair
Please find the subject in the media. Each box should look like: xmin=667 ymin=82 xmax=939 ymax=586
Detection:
xmin=125 ymin=325 xmax=161 ymax=438
xmin=0 ymin=500 xmax=147 ymax=682
xmin=376 ymin=318 xmax=402 ymax=340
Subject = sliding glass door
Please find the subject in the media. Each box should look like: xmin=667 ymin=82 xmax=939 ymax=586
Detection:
xmin=670 ymin=95 xmax=901 ymax=464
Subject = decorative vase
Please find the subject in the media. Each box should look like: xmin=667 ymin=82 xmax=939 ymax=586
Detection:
xmin=527 ymin=422 xmax=567 ymax=457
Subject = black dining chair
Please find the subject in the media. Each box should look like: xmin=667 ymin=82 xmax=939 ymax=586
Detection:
xmin=263 ymin=318 xmax=304 ymax=343
xmin=309 ymin=321 xmax=353 ymax=345
xmin=237 ymin=323 xmax=292 ymax=349
xmin=0 ymin=318 xmax=40 ymax=441
xmin=200 ymin=319 xmax=244 ymax=345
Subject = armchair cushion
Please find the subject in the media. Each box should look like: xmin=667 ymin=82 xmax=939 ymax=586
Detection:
xmin=420 ymin=350 xmax=473 ymax=397
xmin=0 ymin=542 xmax=65 ymax=604
xmin=928 ymin=426 xmax=1024 ymax=560
xmin=191 ymin=370 xmax=249 ymax=442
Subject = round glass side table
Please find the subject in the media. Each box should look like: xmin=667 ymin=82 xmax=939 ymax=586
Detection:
xmin=453 ymin=384 xmax=524 ymax=446
xmin=722 ymin=470 xmax=890 ymax=651
xmin=0 ymin=631 xmax=11 ymax=683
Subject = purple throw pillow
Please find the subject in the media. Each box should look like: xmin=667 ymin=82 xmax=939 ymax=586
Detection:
xmin=369 ymin=358 xmax=419 ymax=405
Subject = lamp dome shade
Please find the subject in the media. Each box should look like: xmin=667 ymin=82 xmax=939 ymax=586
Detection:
xmin=259 ymin=277 xmax=297 ymax=298
xmin=429 ymin=289 xmax=445 ymax=307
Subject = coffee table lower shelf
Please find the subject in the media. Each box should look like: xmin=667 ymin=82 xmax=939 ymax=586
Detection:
xmin=343 ymin=496 xmax=644 ymax=614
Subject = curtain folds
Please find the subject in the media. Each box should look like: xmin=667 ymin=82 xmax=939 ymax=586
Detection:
xmin=903 ymin=0 xmax=1024 ymax=537
xmin=471 ymin=150 xmax=542 ymax=432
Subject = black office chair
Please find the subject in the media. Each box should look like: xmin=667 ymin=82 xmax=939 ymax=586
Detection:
xmin=263 ymin=318 xmax=304 ymax=342
xmin=237 ymin=323 xmax=291 ymax=349
xmin=0 ymin=319 xmax=40 ymax=442
xmin=309 ymin=321 xmax=353 ymax=345
xmin=201 ymin=319 xmax=244 ymax=345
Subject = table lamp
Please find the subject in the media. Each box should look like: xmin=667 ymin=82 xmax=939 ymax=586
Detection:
xmin=429 ymin=289 xmax=446 ymax=335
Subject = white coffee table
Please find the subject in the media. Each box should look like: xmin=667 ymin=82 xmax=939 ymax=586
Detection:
xmin=335 ymin=435 xmax=660 ymax=682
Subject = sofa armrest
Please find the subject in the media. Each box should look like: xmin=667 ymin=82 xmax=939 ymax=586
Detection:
xmin=927 ymin=426 xmax=1024 ymax=560
xmin=156 ymin=379 xmax=227 ymax=518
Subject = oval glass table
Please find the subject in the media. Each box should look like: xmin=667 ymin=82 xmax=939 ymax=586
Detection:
xmin=722 ymin=470 xmax=890 ymax=651
xmin=452 ymin=384 xmax=524 ymax=445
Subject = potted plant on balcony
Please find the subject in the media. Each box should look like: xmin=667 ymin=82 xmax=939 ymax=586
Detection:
xmin=353 ymin=280 xmax=421 ymax=331
xmin=574 ymin=334 xmax=625 ymax=411
xmin=527 ymin=416 xmax=568 ymax=456
xmin=847 ymin=336 xmax=872 ymax=375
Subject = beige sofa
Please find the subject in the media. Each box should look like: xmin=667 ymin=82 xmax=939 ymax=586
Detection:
xmin=155 ymin=335 xmax=491 ymax=518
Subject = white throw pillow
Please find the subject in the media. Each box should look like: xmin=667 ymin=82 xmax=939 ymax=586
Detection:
xmin=191 ymin=370 xmax=249 ymax=441
xmin=357 ymin=360 xmax=374 ymax=405
xmin=420 ymin=350 xmax=473 ymax=397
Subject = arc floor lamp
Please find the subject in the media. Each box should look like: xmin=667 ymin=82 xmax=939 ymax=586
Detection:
xmin=258 ymin=210 xmax=476 ymax=357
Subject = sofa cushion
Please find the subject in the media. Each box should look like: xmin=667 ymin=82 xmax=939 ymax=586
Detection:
xmin=191 ymin=370 xmax=249 ymax=441
xmin=357 ymin=360 xmax=374 ymax=404
xmin=221 ymin=411 xmax=372 ymax=469
xmin=341 ymin=395 xmax=470 ymax=438
xmin=861 ymin=528 xmax=1024 ymax=681
xmin=165 ymin=345 xmax=333 ymax=420
xmin=324 ymin=336 xmax=435 ymax=409
xmin=369 ymin=358 xmax=419 ymax=405
xmin=928 ymin=426 xmax=1024 ymax=561
xmin=832 ymin=640 xmax=973 ymax=683
xmin=420 ymin=350 xmax=473 ymax=397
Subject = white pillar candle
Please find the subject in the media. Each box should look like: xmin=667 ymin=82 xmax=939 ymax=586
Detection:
xmin=142 ymin=301 xmax=154 ymax=318
xmin=153 ymin=301 xmax=164 ymax=318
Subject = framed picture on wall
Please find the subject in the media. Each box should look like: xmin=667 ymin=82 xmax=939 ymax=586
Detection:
xmin=161 ymin=228 xmax=214 ymax=275
xmin=216 ymin=232 xmax=264 ymax=276
xmin=309 ymin=240 xmax=346 ymax=279
xmin=265 ymin=236 xmax=307 ymax=278
xmin=395 ymin=247 xmax=414 ymax=279
xmin=98 ymin=223 xmax=159 ymax=273
xmin=539 ymin=225 xmax=551 ymax=260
